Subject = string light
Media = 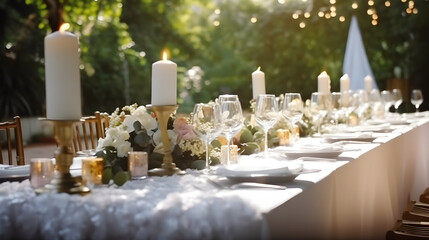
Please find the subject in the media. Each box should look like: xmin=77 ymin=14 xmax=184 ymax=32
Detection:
xmin=214 ymin=9 xmax=220 ymax=15
xmin=339 ymin=16 xmax=346 ymax=22
xmin=250 ymin=17 xmax=257 ymax=23
xmin=292 ymin=13 xmax=299 ymax=19
xmin=385 ymin=1 xmax=391 ymax=7
xmin=352 ymin=3 xmax=358 ymax=9
xmin=325 ymin=13 xmax=331 ymax=19
xmin=371 ymin=19 xmax=378 ymax=25
xmin=299 ymin=22 xmax=306 ymax=28
xmin=213 ymin=20 xmax=220 ymax=26
xmin=330 ymin=6 xmax=336 ymax=12
xmin=304 ymin=12 xmax=311 ymax=18
xmin=331 ymin=11 xmax=337 ymax=17
xmin=330 ymin=0 xmax=336 ymax=4
xmin=368 ymin=0 xmax=374 ymax=6
xmin=413 ymin=8 xmax=418 ymax=14
xmin=318 ymin=11 xmax=325 ymax=17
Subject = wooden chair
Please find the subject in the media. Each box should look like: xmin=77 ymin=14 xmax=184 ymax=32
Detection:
xmin=0 ymin=116 xmax=25 ymax=165
xmin=72 ymin=111 xmax=109 ymax=154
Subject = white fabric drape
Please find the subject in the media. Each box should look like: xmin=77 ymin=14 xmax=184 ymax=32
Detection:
xmin=343 ymin=16 xmax=378 ymax=90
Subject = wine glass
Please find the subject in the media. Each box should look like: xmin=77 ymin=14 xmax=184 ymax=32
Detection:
xmin=392 ymin=89 xmax=403 ymax=113
xmin=282 ymin=93 xmax=303 ymax=144
xmin=331 ymin=92 xmax=342 ymax=125
xmin=411 ymin=89 xmax=423 ymax=112
xmin=282 ymin=93 xmax=303 ymax=125
xmin=310 ymin=92 xmax=330 ymax=134
xmin=380 ymin=90 xmax=393 ymax=115
xmin=192 ymin=103 xmax=222 ymax=172
xmin=255 ymin=94 xmax=278 ymax=157
xmin=220 ymin=99 xmax=244 ymax=165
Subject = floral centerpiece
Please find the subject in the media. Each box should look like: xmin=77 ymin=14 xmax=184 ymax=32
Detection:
xmin=96 ymin=104 xmax=224 ymax=185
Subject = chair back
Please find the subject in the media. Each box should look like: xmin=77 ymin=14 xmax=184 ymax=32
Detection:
xmin=72 ymin=111 xmax=109 ymax=154
xmin=0 ymin=116 xmax=25 ymax=165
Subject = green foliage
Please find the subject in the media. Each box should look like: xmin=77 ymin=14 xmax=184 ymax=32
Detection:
xmin=2 ymin=0 xmax=429 ymax=122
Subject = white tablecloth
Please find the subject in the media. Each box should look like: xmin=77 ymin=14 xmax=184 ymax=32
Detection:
xmin=1 ymin=113 xmax=428 ymax=239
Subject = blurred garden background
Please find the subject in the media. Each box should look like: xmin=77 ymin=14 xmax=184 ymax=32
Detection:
xmin=1 ymin=0 xmax=429 ymax=121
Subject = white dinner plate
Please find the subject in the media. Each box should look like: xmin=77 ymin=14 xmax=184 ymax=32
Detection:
xmin=322 ymin=132 xmax=376 ymax=143
xmin=273 ymin=145 xmax=344 ymax=158
xmin=216 ymin=160 xmax=304 ymax=183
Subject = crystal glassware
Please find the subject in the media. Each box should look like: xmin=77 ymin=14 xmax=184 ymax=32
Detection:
xmin=255 ymin=94 xmax=279 ymax=157
xmin=392 ymin=89 xmax=403 ymax=113
xmin=310 ymin=92 xmax=330 ymax=134
xmin=380 ymin=90 xmax=393 ymax=115
xmin=192 ymin=103 xmax=223 ymax=171
xmin=331 ymin=92 xmax=342 ymax=125
xmin=411 ymin=89 xmax=423 ymax=112
xmin=282 ymin=93 xmax=303 ymax=125
xmin=220 ymin=99 xmax=244 ymax=165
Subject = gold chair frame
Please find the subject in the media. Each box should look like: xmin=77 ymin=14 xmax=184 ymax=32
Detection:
xmin=0 ymin=116 xmax=25 ymax=165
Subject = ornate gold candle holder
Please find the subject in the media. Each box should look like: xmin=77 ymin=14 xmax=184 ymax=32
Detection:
xmin=35 ymin=120 xmax=90 ymax=195
xmin=147 ymin=105 xmax=185 ymax=176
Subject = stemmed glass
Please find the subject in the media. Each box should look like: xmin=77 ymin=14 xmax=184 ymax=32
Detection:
xmin=282 ymin=93 xmax=303 ymax=144
xmin=220 ymin=98 xmax=244 ymax=165
xmin=192 ymin=103 xmax=222 ymax=172
xmin=310 ymin=92 xmax=330 ymax=134
xmin=392 ymin=89 xmax=403 ymax=113
xmin=331 ymin=92 xmax=342 ymax=125
xmin=411 ymin=89 xmax=423 ymax=112
xmin=380 ymin=90 xmax=393 ymax=115
xmin=255 ymin=94 xmax=279 ymax=157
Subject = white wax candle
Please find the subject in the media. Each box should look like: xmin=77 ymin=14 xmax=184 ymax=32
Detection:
xmin=340 ymin=74 xmax=350 ymax=92
xmin=44 ymin=24 xmax=82 ymax=120
xmin=364 ymin=75 xmax=372 ymax=92
xmin=317 ymin=71 xmax=331 ymax=94
xmin=151 ymin=52 xmax=177 ymax=105
xmin=252 ymin=67 xmax=266 ymax=99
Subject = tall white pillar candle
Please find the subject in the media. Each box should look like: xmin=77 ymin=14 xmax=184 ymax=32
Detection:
xmin=317 ymin=71 xmax=331 ymax=94
xmin=44 ymin=24 xmax=81 ymax=120
xmin=151 ymin=52 xmax=177 ymax=105
xmin=340 ymin=74 xmax=350 ymax=92
xmin=364 ymin=75 xmax=373 ymax=92
xmin=252 ymin=67 xmax=266 ymax=99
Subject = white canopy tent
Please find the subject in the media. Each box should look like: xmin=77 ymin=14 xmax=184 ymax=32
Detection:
xmin=343 ymin=16 xmax=378 ymax=91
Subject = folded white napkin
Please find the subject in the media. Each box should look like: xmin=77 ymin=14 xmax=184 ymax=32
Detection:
xmin=216 ymin=159 xmax=303 ymax=177
xmin=0 ymin=165 xmax=30 ymax=177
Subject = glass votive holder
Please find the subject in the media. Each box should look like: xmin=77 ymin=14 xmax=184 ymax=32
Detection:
xmin=30 ymin=158 xmax=54 ymax=189
xmin=128 ymin=151 xmax=148 ymax=180
xmin=221 ymin=145 xmax=238 ymax=165
xmin=81 ymin=157 xmax=104 ymax=187
xmin=277 ymin=129 xmax=290 ymax=146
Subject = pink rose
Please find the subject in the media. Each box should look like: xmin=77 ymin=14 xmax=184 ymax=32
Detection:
xmin=173 ymin=117 xmax=197 ymax=141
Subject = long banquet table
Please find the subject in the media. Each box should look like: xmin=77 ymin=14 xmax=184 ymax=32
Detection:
xmin=1 ymin=113 xmax=429 ymax=239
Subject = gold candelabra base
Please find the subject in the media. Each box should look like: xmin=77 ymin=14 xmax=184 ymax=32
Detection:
xmin=147 ymin=105 xmax=185 ymax=177
xmin=35 ymin=120 xmax=90 ymax=195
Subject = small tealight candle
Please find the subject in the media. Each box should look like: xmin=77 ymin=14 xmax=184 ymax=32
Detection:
xmin=277 ymin=129 xmax=290 ymax=146
xmin=128 ymin=151 xmax=148 ymax=179
xmin=30 ymin=158 xmax=54 ymax=188
xmin=81 ymin=158 xmax=103 ymax=187
xmin=252 ymin=67 xmax=266 ymax=100
xmin=221 ymin=145 xmax=238 ymax=165
xmin=340 ymin=74 xmax=350 ymax=92
xmin=318 ymin=71 xmax=331 ymax=94
xmin=364 ymin=75 xmax=373 ymax=92
xmin=151 ymin=51 xmax=177 ymax=106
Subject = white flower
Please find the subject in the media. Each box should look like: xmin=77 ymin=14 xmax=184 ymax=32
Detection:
xmin=122 ymin=106 xmax=157 ymax=136
xmin=116 ymin=141 xmax=132 ymax=157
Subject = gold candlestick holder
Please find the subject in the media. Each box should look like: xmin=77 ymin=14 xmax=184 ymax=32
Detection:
xmin=147 ymin=105 xmax=185 ymax=176
xmin=35 ymin=120 xmax=90 ymax=195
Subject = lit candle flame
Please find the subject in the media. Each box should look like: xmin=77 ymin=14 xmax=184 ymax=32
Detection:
xmin=163 ymin=51 xmax=168 ymax=61
xmin=256 ymin=66 xmax=261 ymax=71
xmin=59 ymin=23 xmax=70 ymax=32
